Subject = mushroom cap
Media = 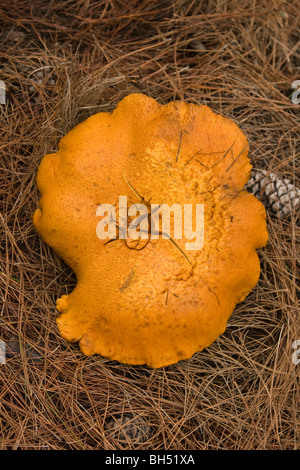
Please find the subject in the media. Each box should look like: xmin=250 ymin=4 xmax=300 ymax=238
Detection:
xmin=33 ymin=93 xmax=268 ymax=368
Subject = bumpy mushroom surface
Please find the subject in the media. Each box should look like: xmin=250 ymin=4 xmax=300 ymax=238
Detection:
xmin=33 ymin=93 xmax=268 ymax=368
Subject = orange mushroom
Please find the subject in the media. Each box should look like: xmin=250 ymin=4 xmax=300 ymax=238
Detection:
xmin=33 ymin=93 xmax=268 ymax=368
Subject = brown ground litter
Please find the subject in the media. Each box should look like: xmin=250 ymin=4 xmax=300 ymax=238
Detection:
xmin=0 ymin=0 xmax=299 ymax=450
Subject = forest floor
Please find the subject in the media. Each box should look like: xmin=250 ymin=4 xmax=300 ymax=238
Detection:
xmin=0 ymin=0 xmax=299 ymax=450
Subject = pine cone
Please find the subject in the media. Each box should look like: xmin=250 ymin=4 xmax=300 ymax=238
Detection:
xmin=106 ymin=415 xmax=151 ymax=444
xmin=247 ymin=170 xmax=300 ymax=218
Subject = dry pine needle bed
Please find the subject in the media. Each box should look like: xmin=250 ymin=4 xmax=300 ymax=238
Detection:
xmin=0 ymin=0 xmax=299 ymax=450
